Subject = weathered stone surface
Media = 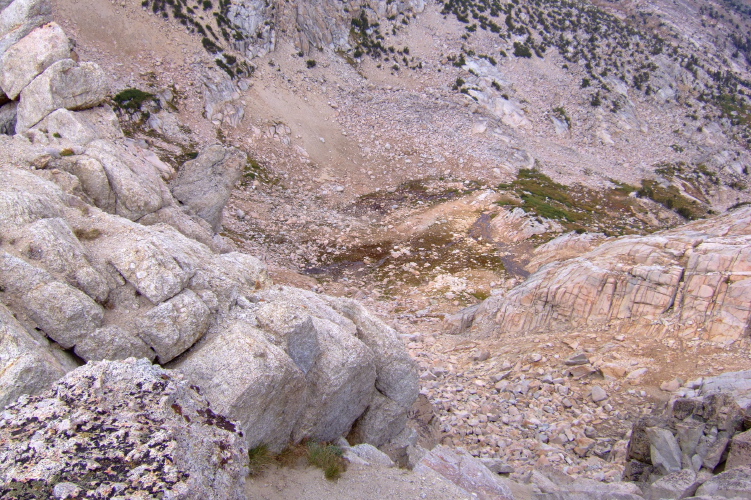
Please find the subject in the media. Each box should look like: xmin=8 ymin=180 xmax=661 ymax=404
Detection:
xmin=171 ymin=144 xmax=246 ymax=232
xmin=0 ymin=358 xmax=248 ymax=499
xmin=31 ymin=106 xmax=123 ymax=145
xmin=343 ymin=443 xmax=396 ymax=467
xmin=529 ymin=466 xmax=645 ymax=499
xmin=57 ymin=155 xmax=116 ymax=210
xmin=202 ymin=72 xmax=245 ymax=127
xmin=16 ymin=217 xmax=111 ymax=302
xmin=727 ymin=429 xmax=751 ymax=470
xmin=0 ymin=0 xmax=52 ymax=60
xmin=286 ymin=315 xmax=377 ymax=442
xmin=415 ymin=445 xmax=515 ymax=500
xmin=647 ymin=469 xmax=700 ymax=500
xmin=83 ymin=139 xmax=172 ymax=221
xmin=73 ymin=324 xmax=155 ymax=362
xmin=694 ymin=465 xmax=751 ymax=498
xmin=701 ymin=370 xmax=751 ymax=413
xmin=324 ymin=296 xmax=420 ymax=446
xmin=591 ymin=385 xmax=608 ymax=402
xmin=169 ymin=321 xmax=308 ymax=452
xmin=473 ymin=207 xmax=751 ymax=343
xmin=135 ymin=289 xmax=211 ymax=363
xmin=139 ymin=205 xmax=220 ymax=252
xmin=16 ymin=58 xmax=108 ymax=132
xmin=0 ymin=251 xmax=103 ymax=349
xmin=0 ymin=22 xmax=70 ymax=99
xmin=0 ymin=302 xmax=76 ymax=409
xmin=106 ymin=230 xmax=193 ymax=304
xmin=189 ymin=250 xmax=271 ymax=306
xmin=647 ymin=427 xmax=683 ymax=474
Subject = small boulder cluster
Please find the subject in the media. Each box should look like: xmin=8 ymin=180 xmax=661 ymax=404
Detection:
xmin=625 ymin=370 xmax=751 ymax=499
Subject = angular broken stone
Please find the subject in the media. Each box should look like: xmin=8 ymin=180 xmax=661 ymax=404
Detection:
xmin=727 ymin=429 xmax=751 ymax=470
xmin=565 ymin=352 xmax=590 ymax=366
xmin=591 ymin=385 xmax=608 ymax=402
xmin=646 ymin=427 xmax=682 ymax=474
xmin=646 ymin=468 xmax=700 ymax=500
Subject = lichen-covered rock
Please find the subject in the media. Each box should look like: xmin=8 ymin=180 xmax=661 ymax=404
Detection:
xmin=0 ymin=358 xmax=248 ymax=499
xmin=16 ymin=58 xmax=108 ymax=132
xmin=171 ymin=144 xmax=246 ymax=232
xmin=0 ymin=21 xmax=70 ymax=99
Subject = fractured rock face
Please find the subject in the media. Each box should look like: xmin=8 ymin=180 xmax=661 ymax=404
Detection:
xmin=473 ymin=207 xmax=751 ymax=344
xmin=171 ymin=144 xmax=246 ymax=232
xmin=0 ymin=302 xmax=76 ymax=409
xmin=0 ymin=358 xmax=248 ymax=499
xmin=16 ymin=58 xmax=109 ymax=132
xmin=0 ymin=21 xmax=70 ymax=99
xmin=0 ymin=0 xmax=52 ymax=60
xmin=171 ymin=285 xmax=418 ymax=451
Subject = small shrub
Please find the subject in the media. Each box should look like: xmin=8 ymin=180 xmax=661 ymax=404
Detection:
xmin=306 ymin=59 xmax=317 ymax=68
xmin=60 ymin=148 xmax=75 ymax=157
xmin=248 ymin=444 xmax=273 ymax=476
xmin=306 ymin=442 xmax=346 ymax=481
xmin=513 ymin=42 xmax=532 ymax=58
xmin=52 ymin=132 xmax=62 ymax=138
xmin=113 ymin=88 xmax=156 ymax=111
xmin=202 ymin=37 xmax=222 ymax=54
xmin=74 ymin=228 xmax=102 ymax=240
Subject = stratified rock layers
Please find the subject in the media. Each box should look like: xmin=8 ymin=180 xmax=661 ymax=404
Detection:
xmin=473 ymin=207 xmax=751 ymax=343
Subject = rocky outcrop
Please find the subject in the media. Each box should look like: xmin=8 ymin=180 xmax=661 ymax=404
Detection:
xmin=0 ymin=302 xmax=76 ymax=409
xmin=473 ymin=207 xmax=751 ymax=344
xmin=415 ymin=445 xmax=515 ymax=500
xmin=0 ymin=22 xmax=70 ymax=100
xmin=170 ymin=286 xmax=419 ymax=451
xmin=0 ymin=358 xmax=248 ymax=499
xmin=16 ymin=58 xmax=109 ymax=132
xmin=0 ymin=0 xmax=52 ymax=59
xmin=202 ymin=71 xmax=245 ymax=127
xmin=224 ymin=0 xmax=425 ymax=58
xmin=624 ymin=370 xmax=751 ymax=496
xmin=171 ymin=144 xmax=246 ymax=232
xmin=0 ymin=3 xmax=418 ymax=461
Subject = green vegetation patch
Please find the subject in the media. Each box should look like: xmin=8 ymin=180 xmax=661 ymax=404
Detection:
xmin=637 ymin=180 xmax=708 ymax=220
xmin=306 ymin=442 xmax=346 ymax=480
xmin=495 ymin=169 xmax=660 ymax=235
xmin=113 ymin=88 xmax=156 ymax=111
xmin=248 ymin=444 xmax=273 ymax=476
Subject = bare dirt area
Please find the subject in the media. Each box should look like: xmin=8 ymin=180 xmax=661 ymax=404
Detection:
xmin=246 ymin=463 xmax=474 ymax=500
